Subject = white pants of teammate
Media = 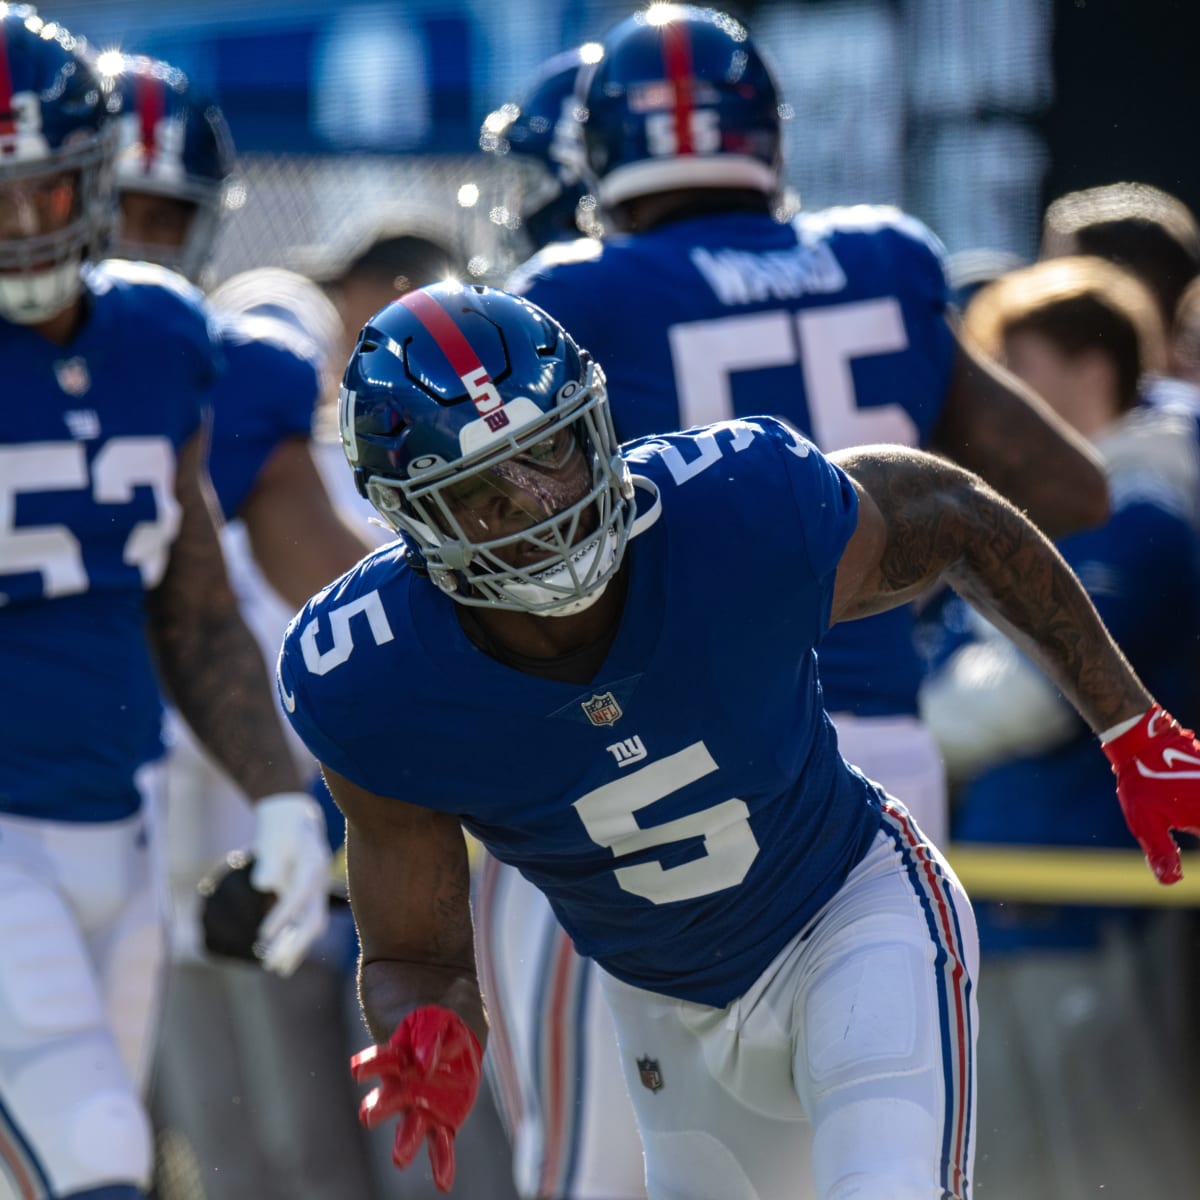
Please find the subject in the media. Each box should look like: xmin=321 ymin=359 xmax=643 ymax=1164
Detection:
xmin=0 ymin=775 xmax=166 ymax=1200
xmin=478 ymin=715 xmax=950 ymax=1199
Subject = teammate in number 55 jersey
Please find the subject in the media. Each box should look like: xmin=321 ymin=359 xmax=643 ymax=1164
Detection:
xmin=0 ymin=12 xmax=329 ymax=1198
xmin=279 ymin=281 xmax=1196 ymax=1200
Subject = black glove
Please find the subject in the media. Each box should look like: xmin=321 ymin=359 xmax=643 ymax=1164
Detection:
xmin=198 ymin=850 xmax=273 ymax=963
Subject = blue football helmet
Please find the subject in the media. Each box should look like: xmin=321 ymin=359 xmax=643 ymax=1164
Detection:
xmin=581 ymin=5 xmax=783 ymax=208
xmin=480 ymin=47 xmax=599 ymax=256
xmin=339 ymin=282 xmax=635 ymax=615
xmin=0 ymin=5 xmax=117 ymax=324
xmin=106 ymin=55 xmax=235 ymax=281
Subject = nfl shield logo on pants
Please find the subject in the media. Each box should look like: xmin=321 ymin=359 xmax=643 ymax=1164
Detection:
xmin=636 ymin=1056 xmax=664 ymax=1093
xmin=582 ymin=691 xmax=623 ymax=726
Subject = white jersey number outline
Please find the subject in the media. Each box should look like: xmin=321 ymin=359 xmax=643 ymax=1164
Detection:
xmin=0 ymin=437 xmax=179 ymax=598
xmin=668 ymin=297 xmax=919 ymax=450
xmin=574 ymin=741 xmax=759 ymax=905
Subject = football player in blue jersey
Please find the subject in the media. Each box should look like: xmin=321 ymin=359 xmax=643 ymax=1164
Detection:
xmin=279 ymin=280 xmax=1200 ymax=1200
xmin=0 ymin=11 xmax=331 ymax=1200
xmin=486 ymin=8 xmax=1109 ymax=1197
xmin=101 ymin=53 xmax=379 ymax=1200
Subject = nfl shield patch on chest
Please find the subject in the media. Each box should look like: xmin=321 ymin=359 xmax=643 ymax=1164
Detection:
xmin=636 ymin=1056 xmax=664 ymax=1093
xmin=582 ymin=691 xmax=623 ymax=727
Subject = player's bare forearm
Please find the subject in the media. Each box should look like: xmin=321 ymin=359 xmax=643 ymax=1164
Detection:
xmin=832 ymin=446 xmax=1151 ymax=733
xmin=241 ymin=437 xmax=373 ymax=610
xmin=359 ymin=961 xmax=488 ymax=1048
xmin=930 ymin=332 xmax=1109 ymax=538
xmin=147 ymin=431 xmax=303 ymax=800
xmin=329 ymin=769 xmax=489 ymax=1047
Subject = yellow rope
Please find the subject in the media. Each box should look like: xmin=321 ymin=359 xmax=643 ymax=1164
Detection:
xmin=334 ymin=838 xmax=1200 ymax=907
xmin=946 ymin=844 xmax=1200 ymax=906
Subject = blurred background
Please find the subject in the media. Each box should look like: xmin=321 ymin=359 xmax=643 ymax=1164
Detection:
xmin=47 ymin=0 xmax=1200 ymax=286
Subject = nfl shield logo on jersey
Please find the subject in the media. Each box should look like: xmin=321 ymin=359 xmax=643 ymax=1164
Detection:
xmin=636 ymin=1056 xmax=664 ymax=1094
xmin=54 ymin=357 xmax=91 ymax=397
xmin=582 ymin=691 xmax=623 ymax=726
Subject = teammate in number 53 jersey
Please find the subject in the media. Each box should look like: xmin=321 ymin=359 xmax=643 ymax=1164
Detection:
xmin=278 ymin=281 xmax=1195 ymax=1200
xmin=0 ymin=12 xmax=329 ymax=1198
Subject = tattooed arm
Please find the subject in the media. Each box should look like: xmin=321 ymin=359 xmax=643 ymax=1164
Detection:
xmin=929 ymin=326 xmax=1109 ymax=538
xmin=146 ymin=427 xmax=303 ymax=799
xmin=322 ymin=766 xmax=486 ymax=1046
xmin=829 ymin=445 xmax=1150 ymax=734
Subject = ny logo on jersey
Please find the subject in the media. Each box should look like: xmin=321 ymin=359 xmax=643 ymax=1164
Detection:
xmin=63 ymin=410 xmax=100 ymax=440
xmin=607 ymin=736 xmax=647 ymax=768
xmin=636 ymin=1056 xmax=664 ymax=1093
xmin=582 ymin=691 xmax=623 ymax=727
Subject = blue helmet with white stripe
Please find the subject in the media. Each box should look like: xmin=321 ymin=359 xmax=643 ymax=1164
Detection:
xmin=581 ymin=5 xmax=783 ymax=209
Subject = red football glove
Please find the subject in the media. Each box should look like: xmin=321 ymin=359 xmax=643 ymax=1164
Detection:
xmin=350 ymin=1006 xmax=482 ymax=1193
xmin=1102 ymin=704 xmax=1200 ymax=884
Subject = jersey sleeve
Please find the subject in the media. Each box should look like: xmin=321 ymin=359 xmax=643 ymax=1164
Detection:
xmin=277 ymin=612 xmax=377 ymax=793
xmin=276 ymin=563 xmax=410 ymax=798
xmin=766 ymin=416 xmax=859 ymax=577
xmin=748 ymin=416 xmax=859 ymax=641
xmin=207 ymin=316 xmax=322 ymax=519
xmin=93 ymin=260 xmax=223 ymax=441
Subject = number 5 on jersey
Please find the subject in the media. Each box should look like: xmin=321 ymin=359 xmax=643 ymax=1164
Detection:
xmin=574 ymin=741 xmax=759 ymax=905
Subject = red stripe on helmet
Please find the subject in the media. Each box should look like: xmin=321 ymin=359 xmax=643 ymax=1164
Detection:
xmin=135 ymin=73 xmax=165 ymax=173
xmin=0 ymin=28 xmax=17 ymax=147
xmin=399 ymin=288 xmax=489 ymax=383
xmin=661 ymin=17 xmax=695 ymax=155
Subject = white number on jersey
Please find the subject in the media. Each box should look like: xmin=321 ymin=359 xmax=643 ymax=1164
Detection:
xmin=574 ymin=741 xmax=759 ymax=904
xmin=0 ymin=438 xmax=179 ymax=597
xmin=298 ymin=590 xmax=395 ymax=676
xmin=668 ymin=298 xmax=919 ymax=449
xmin=655 ymin=417 xmax=809 ymax=489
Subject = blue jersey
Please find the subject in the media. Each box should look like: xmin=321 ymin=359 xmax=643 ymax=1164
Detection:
xmin=206 ymin=312 xmax=321 ymax=521
xmin=279 ymin=418 xmax=885 ymax=1007
xmin=512 ymin=206 xmax=956 ymax=716
xmin=0 ymin=262 xmax=218 ymax=821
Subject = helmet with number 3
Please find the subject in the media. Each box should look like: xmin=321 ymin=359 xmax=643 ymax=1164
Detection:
xmin=106 ymin=55 xmax=236 ymax=282
xmin=0 ymin=5 xmax=117 ymax=324
xmin=339 ymin=282 xmax=636 ymax=616
xmin=581 ymin=4 xmax=783 ymax=208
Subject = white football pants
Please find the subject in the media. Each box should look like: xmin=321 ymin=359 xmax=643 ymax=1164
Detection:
xmin=0 ymin=779 xmax=165 ymax=1199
